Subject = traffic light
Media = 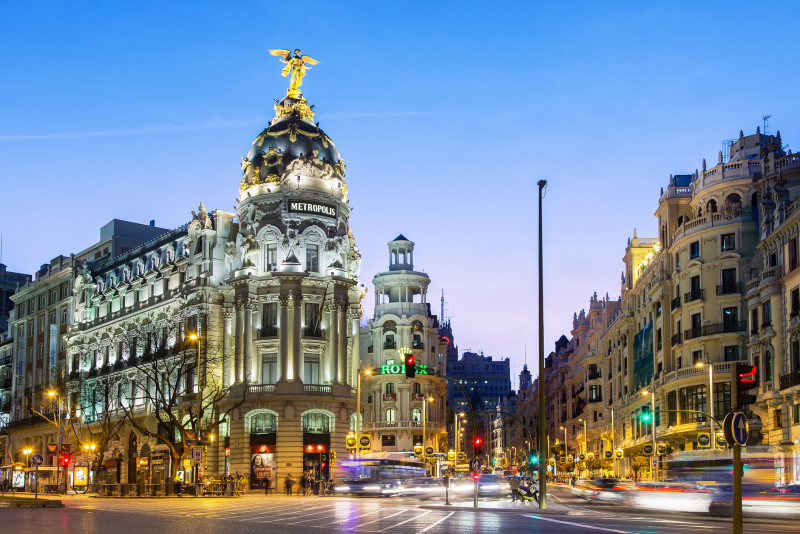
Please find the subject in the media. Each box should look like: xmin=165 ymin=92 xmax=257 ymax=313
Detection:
xmin=734 ymin=363 xmax=758 ymax=409
xmin=641 ymin=412 xmax=651 ymax=422
xmin=404 ymin=353 xmax=416 ymax=378
xmin=530 ymin=454 xmax=539 ymax=465
xmin=473 ymin=437 xmax=483 ymax=457
xmin=62 ymin=455 xmax=71 ymax=466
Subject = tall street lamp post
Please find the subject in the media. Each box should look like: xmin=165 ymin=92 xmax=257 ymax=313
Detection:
xmin=537 ymin=178 xmax=547 ymax=509
xmin=355 ymin=369 xmax=371 ymax=460
xmin=422 ymin=396 xmax=434 ymax=470
xmin=560 ymin=425 xmax=568 ymax=479
xmin=47 ymin=390 xmax=64 ymax=492
xmin=641 ymin=388 xmax=657 ymax=481
xmin=696 ymin=359 xmax=715 ymax=449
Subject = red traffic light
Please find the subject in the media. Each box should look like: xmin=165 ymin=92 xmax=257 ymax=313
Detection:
xmin=62 ymin=455 xmax=71 ymax=465
xmin=474 ymin=437 xmax=482 ymax=445
xmin=406 ymin=355 xmax=415 ymax=365
xmin=472 ymin=472 xmax=479 ymax=480
xmin=737 ymin=364 xmax=757 ymax=388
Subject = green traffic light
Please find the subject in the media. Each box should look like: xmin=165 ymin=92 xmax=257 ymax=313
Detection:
xmin=642 ymin=413 xmax=651 ymax=422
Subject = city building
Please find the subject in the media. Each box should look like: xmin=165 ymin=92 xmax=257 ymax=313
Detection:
xmin=0 ymin=264 xmax=31 ymax=336
xmin=358 ymin=236 xmax=447 ymax=459
xmin=3 ymin=67 xmax=368 ymax=492
xmin=447 ymin=351 xmax=512 ymax=414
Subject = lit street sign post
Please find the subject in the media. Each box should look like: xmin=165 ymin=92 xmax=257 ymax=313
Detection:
xmin=31 ymin=454 xmax=44 ymax=500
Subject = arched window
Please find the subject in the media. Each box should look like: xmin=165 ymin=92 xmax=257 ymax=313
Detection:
xmin=302 ymin=412 xmax=330 ymax=433
xmin=386 ymin=383 xmax=395 ymax=394
xmin=412 ymin=408 xmax=421 ymax=422
xmin=727 ymin=193 xmax=742 ymax=211
xmin=707 ymin=199 xmax=718 ymax=213
xmin=697 ymin=206 xmax=703 ymax=217
xmin=385 ymin=408 xmax=396 ymax=422
xmin=250 ymin=413 xmax=278 ymax=434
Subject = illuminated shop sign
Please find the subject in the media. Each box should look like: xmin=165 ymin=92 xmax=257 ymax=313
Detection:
xmin=381 ymin=363 xmax=429 ymax=375
xmin=288 ymin=200 xmax=337 ymax=218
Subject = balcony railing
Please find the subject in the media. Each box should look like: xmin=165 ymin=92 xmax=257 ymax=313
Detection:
xmin=304 ymin=384 xmax=332 ymax=394
xmin=250 ymin=384 xmax=276 ymax=394
xmin=587 ymin=396 xmax=602 ymax=404
xmin=588 ymin=371 xmax=602 ymax=380
xmin=383 ymin=393 xmax=397 ymax=401
xmin=684 ymin=289 xmax=704 ymax=303
xmin=671 ymin=332 xmax=682 ymax=345
xmin=670 ymin=296 xmax=681 ymax=310
xmin=684 ymin=320 xmax=746 ymax=341
xmin=779 ymin=370 xmax=800 ymax=390
xmin=412 ymin=341 xmax=424 ymax=350
xmin=384 ymin=342 xmax=396 ymax=350
xmin=411 ymin=393 xmax=425 ymax=401
xmin=716 ymin=282 xmax=741 ymax=296
xmin=258 ymin=327 xmax=278 ymax=338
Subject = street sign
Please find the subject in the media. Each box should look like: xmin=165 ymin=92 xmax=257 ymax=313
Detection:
xmin=567 ymin=454 xmax=574 ymax=463
xmin=716 ymin=434 xmax=727 ymax=448
xmin=615 ymin=448 xmax=623 ymax=460
xmin=470 ymin=458 xmax=482 ymax=473
xmin=425 ymin=446 xmax=434 ymax=456
xmin=457 ymin=451 xmax=467 ymax=461
xmin=31 ymin=454 xmax=44 ymax=466
xmin=359 ymin=434 xmax=372 ymax=449
xmin=586 ymin=452 xmax=595 ymax=460
xmin=652 ymin=457 xmax=658 ymax=469
xmin=656 ymin=443 xmax=667 ymax=455
xmin=643 ymin=444 xmax=654 ymax=456
xmin=697 ymin=432 xmax=711 ymax=449
xmin=604 ymin=450 xmax=613 ymax=459
xmin=725 ymin=412 xmax=749 ymax=446
xmin=548 ymin=458 xmax=555 ymax=466
xmin=193 ymin=447 xmax=202 ymax=464
xmin=345 ymin=434 xmax=357 ymax=449
xmin=578 ymin=454 xmax=585 ymax=461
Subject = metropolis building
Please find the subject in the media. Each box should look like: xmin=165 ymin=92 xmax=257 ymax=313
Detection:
xmin=358 ymin=237 xmax=447 ymax=458
xmin=3 ymin=61 xmax=366 ymax=491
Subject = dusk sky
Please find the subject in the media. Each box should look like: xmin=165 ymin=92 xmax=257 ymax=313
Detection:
xmin=2 ymin=1 xmax=799 ymax=388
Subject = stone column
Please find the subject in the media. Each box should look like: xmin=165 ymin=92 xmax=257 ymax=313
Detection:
xmin=350 ymin=310 xmax=361 ymax=387
xmin=244 ymin=300 xmax=254 ymax=383
xmin=279 ymin=296 xmax=289 ymax=382
xmin=291 ymin=295 xmax=302 ymax=382
xmin=338 ymin=304 xmax=347 ymax=385
xmin=328 ymin=303 xmax=339 ymax=384
xmin=222 ymin=308 xmax=233 ymax=387
xmin=234 ymin=300 xmax=244 ymax=384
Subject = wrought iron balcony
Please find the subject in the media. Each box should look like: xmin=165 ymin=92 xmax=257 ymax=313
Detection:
xmin=716 ymin=282 xmax=741 ymax=295
xmin=670 ymin=297 xmax=681 ymax=310
xmin=671 ymin=332 xmax=682 ymax=346
xmin=684 ymin=289 xmax=704 ymax=303
xmin=683 ymin=321 xmax=746 ymax=341
xmin=779 ymin=370 xmax=800 ymax=390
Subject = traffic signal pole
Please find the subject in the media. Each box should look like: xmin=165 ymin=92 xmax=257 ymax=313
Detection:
xmin=537 ymin=179 xmax=547 ymax=510
xmin=733 ymin=442 xmax=742 ymax=534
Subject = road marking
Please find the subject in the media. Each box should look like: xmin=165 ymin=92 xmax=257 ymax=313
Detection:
xmin=344 ymin=509 xmax=409 ymax=527
xmin=332 ymin=509 xmax=386 ymax=523
xmin=418 ymin=511 xmax=454 ymax=533
xmin=377 ymin=510 xmax=432 ymax=531
xmin=524 ymin=515 xmax=634 ymax=533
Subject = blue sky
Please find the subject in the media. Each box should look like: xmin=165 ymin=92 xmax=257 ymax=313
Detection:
xmin=2 ymin=1 xmax=799 ymax=387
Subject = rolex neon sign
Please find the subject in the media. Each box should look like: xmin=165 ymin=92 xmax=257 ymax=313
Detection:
xmin=381 ymin=363 xmax=429 ymax=375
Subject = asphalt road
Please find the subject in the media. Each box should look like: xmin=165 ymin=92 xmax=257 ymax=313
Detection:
xmin=0 ymin=486 xmax=794 ymax=533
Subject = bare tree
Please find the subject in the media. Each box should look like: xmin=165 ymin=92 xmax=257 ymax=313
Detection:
xmin=30 ymin=388 xmax=78 ymax=492
xmin=119 ymin=310 xmax=247 ymax=489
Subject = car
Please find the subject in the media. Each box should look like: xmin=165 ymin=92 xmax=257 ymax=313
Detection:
xmin=333 ymin=478 xmax=405 ymax=496
xmin=475 ymin=474 xmax=505 ymax=497
xmin=399 ymin=477 xmax=444 ymax=498
xmin=628 ymin=481 xmax=712 ymax=513
xmin=709 ymin=483 xmax=800 ymax=518
xmin=573 ymin=478 xmax=636 ymax=503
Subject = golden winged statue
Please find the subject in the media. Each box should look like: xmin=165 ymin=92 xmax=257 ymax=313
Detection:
xmin=268 ymin=48 xmax=319 ymax=97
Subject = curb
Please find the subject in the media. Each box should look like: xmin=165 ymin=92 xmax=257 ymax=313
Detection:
xmin=420 ymin=503 xmax=571 ymax=515
xmin=0 ymin=499 xmax=65 ymax=509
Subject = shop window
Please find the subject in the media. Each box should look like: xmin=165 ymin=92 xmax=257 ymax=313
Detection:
xmin=382 ymin=435 xmax=396 ymax=447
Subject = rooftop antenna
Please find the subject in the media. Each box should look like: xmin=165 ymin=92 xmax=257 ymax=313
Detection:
xmin=763 ymin=114 xmax=772 ymax=135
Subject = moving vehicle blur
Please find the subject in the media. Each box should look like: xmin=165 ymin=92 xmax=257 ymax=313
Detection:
xmin=628 ymin=481 xmax=712 ymax=513
xmin=709 ymin=483 xmax=800 ymax=518
xmin=571 ymin=478 xmax=636 ymax=503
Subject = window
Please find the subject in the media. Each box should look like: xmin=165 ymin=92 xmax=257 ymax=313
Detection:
xmin=382 ymin=435 xmax=396 ymax=447
xmin=724 ymin=345 xmax=738 ymax=362
xmin=303 ymin=353 xmax=319 ymax=384
xmin=774 ymin=408 xmax=783 ymax=429
xmin=751 ymin=308 xmax=759 ymax=334
xmin=413 ymin=382 xmax=421 ymax=394
xmin=713 ymin=383 xmax=731 ymax=419
xmin=656 ymin=301 xmax=661 ymax=317
xmin=385 ymin=408 xmax=396 ymax=423
xmin=38 ymin=344 xmax=44 ymax=359
xmin=265 ymin=243 xmax=278 ymax=272
xmin=302 ymin=412 xmax=329 ymax=433
xmin=707 ymin=199 xmax=717 ymax=213
xmin=667 ymin=391 xmax=678 ymax=425
xmin=306 ymin=244 xmax=319 ymax=273
xmin=692 ymin=350 xmax=703 ymax=366
xmin=723 ymin=307 xmax=738 ymax=332
xmin=792 ymin=340 xmax=800 ymax=372
xmin=764 ymin=351 xmax=773 ymax=383
xmin=721 ymin=233 xmax=735 ymax=252
xmin=762 ymin=301 xmax=772 ymax=327
xmin=304 ymin=303 xmax=320 ymax=337
xmin=690 ymin=241 xmax=700 ymax=259
xmin=261 ymin=353 xmax=277 ymax=384
xmin=251 ymin=413 xmax=277 ymax=433
xmin=790 ymin=238 xmax=798 ymax=271
xmin=679 ymin=385 xmax=707 ymax=423
xmin=721 ymin=268 xmax=737 ymax=294
xmin=412 ymin=408 xmax=421 ymax=422
xmin=656 ymin=328 xmax=662 ymax=351
xmin=792 ymin=289 xmax=800 ymax=317
xmin=675 ymin=252 xmax=680 ymax=269
xmin=261 ymin=303 xmax=277 ymax=336
xmin=385 ymin=383 xmax=395 ymax=394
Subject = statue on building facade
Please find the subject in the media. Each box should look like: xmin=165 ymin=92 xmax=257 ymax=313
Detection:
xmin=268 ymin=48 xmax=320 ymax=97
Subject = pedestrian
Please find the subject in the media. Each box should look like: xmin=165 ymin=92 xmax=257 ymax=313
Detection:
xmin=285 ymin=473 xmax=294 ymax=495
xmin=306 ymin=472 xmax=313 ymax=496
xmin=264 ymin=475 xmax=271 ymax=495
xmin=509 ymin=476 xmax=520 ymax=502
xmin=299 ymin=472 xmax=307 ymax=496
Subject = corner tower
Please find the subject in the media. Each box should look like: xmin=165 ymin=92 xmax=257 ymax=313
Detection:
xmin=359 ymin=237 xmax=447 ymax=464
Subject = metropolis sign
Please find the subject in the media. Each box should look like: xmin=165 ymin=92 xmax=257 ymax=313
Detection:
xmin=288 ymin=200 xmax=337 ymax=218
xmin=381 ymin=363 xmax=430 ymax=375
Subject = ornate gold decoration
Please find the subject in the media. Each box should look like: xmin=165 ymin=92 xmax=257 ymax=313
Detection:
xmin=268 ymin=48 xmax=319 ymax=99
xmin=274 ymin=99 xmax=315 ymax=121
xmin=266 ymin=173 xmax=281 ymax=183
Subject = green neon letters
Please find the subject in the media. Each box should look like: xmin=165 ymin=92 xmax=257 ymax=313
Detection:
xmin=381 ymin=363 xmax=428 ymax=375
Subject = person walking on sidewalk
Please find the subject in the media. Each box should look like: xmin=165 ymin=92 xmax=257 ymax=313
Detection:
xmin=263 ymin=476 xmax=271 ymax=495
xmin=509 ymin=476 xmax=520 ymax=502
xmin=285 ymin=473 xmax=294 ymax=495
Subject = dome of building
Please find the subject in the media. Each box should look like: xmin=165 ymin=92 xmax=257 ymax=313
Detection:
xmin=240 ymin=94 xmax=343 ymax=191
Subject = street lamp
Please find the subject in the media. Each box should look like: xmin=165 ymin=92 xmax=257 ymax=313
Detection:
xmin=83 ymin=443 xmax=96 ymax=490
xmin=695 ymin=360 xmax=715 ymax=449
xmin=455 ymin=412 xmax=465 ymax=461
xmin=579 ymin=418 xmax=587 ymax=477
xmin=537 ymin=178 xmax=548 ymax=509
xmin=560 ymin=425 xmax=568 ymax=480
xmin=355 ymin=368 xmax=372 ymax=459
xmin=641 ymin=389 xmax=657 ymax=481
xmin=422 ymin=396 xmax=435 ymax=465
xmin=23 ymin=447 xmax=32 ymax=466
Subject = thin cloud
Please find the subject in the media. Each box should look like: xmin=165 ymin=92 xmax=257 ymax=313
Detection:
xmin=0 ymin=117 xmax=267 ymax=141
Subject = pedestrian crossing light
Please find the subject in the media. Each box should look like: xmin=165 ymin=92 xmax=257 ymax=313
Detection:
xmin=641 ymin=412 xmax=651 ymax=422
xmin=399 ymin=347 xmax=416 ymax=378
xmin=530 ymin=454 xmax=539 ymax=465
